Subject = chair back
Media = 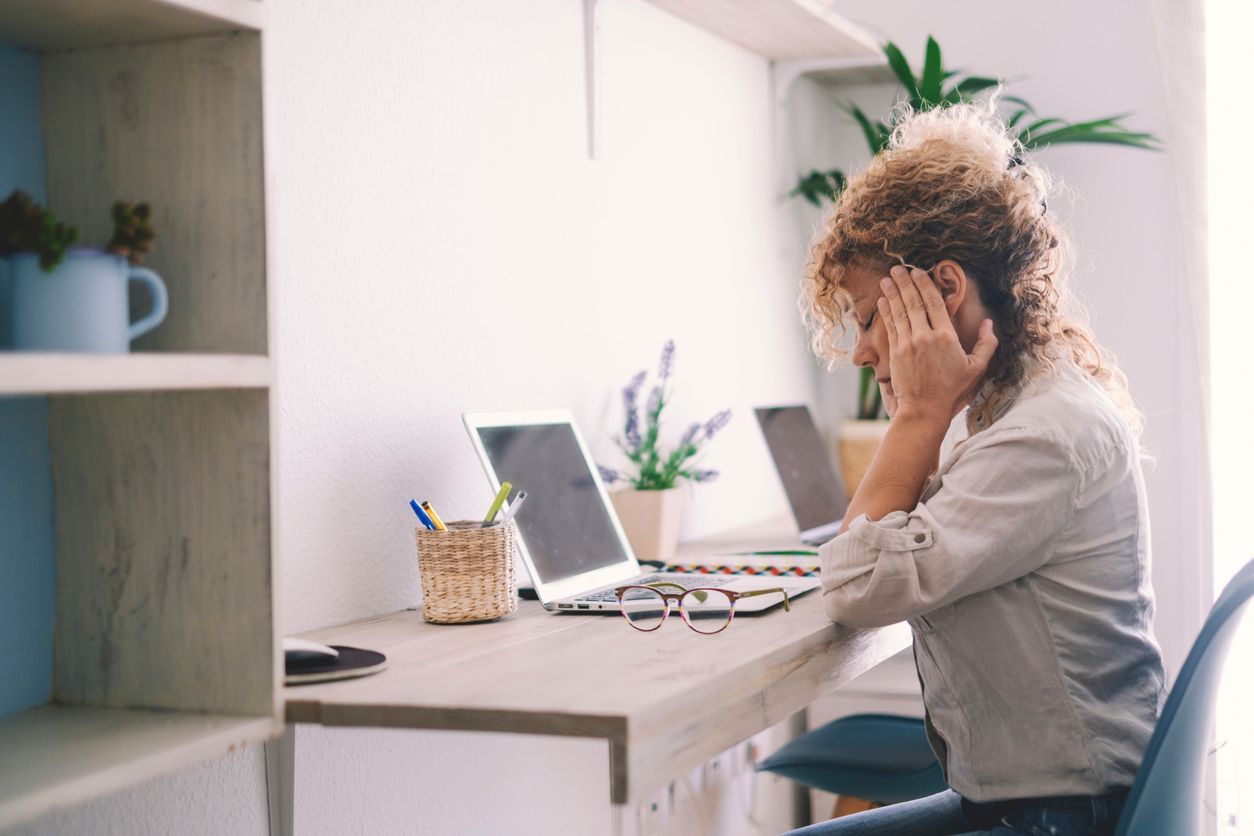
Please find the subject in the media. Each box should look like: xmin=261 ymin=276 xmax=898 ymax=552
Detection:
xmin=1115 ymin=558 xmax=1254 ymax=835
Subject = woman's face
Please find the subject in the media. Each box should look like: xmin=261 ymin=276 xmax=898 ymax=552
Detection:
xmin=843 ymin=264 xmax=894 ymax=393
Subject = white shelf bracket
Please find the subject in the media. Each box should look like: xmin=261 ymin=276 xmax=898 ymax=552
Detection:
xmin=770 ymin=56 xmax=888 ymax=191
xmin=584 ymin=0 xmax=605 ymax=159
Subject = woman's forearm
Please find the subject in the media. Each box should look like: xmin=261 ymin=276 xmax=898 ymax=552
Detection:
xmin=840 ymin=407 xmax=951 ymax=532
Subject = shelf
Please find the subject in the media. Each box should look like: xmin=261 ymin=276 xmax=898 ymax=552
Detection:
xmin=0 ymin=353 xmax=271 ymax=396
xmin=285 ymin=518 xmax=911 ymax=805
xmin=0 ymin=705 xmax=276 ymax=829
xmin=0 ymin=0 xmax=263 ymax=51
xmin=644 ymin=0 xmax=882 ymax=61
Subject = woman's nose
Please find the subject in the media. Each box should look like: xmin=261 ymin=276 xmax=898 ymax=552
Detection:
xmin=851 ymin=333 xmax=876 ymax=368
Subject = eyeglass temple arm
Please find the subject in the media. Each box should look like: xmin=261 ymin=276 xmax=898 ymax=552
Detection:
xmin=737 ymin=587 xmax=791 ymax=611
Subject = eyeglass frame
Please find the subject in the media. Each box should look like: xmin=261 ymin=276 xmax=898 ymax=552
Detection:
xmin=612 ymin=581 xmax=791 ymax=634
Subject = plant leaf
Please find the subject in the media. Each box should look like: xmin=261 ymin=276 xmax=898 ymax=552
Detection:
xmin=882 ymin=41 xmax=921 ymax=104
xmin=920 ymin=36 xmax=943 ymax=105
xmin=942 ymin=75 xmax=1000 ymax=105
xmin=843 ymin=103 xmax=889 ymax=153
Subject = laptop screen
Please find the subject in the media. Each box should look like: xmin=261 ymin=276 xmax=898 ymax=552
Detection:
xmin=754 ymin=406 xmax=847 ymax=533
xmin=475 ymin=422 xmax=631 ymax=584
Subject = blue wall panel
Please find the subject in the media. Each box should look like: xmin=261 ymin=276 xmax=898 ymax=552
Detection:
xmin=0 ymin=41 xmax=54 ymax=718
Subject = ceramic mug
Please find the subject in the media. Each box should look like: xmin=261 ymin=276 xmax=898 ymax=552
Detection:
xmin=9 ymin=250 xmax=168 ymax=352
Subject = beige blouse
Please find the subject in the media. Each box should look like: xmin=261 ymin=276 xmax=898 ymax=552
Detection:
xmin=820 ymin=361 xmax=1165 ymax=802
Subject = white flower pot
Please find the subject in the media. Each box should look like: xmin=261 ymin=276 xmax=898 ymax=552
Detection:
xmin=609 ymin=487 xmax=687 ymax=563
xmin=836 ymin=419 xmax=891 ymax=500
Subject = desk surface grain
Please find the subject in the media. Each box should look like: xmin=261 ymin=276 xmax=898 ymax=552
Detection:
xmin=285 ymin=518 xmax=910 ymax=803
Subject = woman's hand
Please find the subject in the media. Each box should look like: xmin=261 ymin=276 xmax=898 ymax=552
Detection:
xmin=879 ymin=380 xmax=899 ymax=419
xmin=877 ymin=265 xmax=997 ymax=422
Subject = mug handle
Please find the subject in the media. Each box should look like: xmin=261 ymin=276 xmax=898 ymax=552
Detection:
xmin=127 ymin=266 xmax=169 ymax=342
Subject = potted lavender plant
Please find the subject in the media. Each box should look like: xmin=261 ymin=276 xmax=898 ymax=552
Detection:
xmin=599 ymin=340 xmax=731 ymax=562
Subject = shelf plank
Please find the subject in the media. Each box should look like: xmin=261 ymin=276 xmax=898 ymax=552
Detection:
xmin=644 ymin=0 xmax=882 ymax=61
xmin=0 ymin=705 xmax=275 ymax=829
xmin=286 ymin=519 xmax=911 ymax=804
xmin=0 ymin=353 xmax=270 ymax=395
xmin=0 ymin=0 xmax=262 ymax=51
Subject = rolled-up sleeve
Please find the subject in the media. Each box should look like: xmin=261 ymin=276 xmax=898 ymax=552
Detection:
xmin=820 ymin=425 xmax=1083 ymax=627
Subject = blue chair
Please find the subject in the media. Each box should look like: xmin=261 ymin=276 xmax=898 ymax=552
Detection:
xmin=756 ymin=713 xmax=945 ymax=809
xmin=1115 ymin=556 xmax=1254 ymax=834
xmin=759 ymin=557 xmax=1254 ymax=830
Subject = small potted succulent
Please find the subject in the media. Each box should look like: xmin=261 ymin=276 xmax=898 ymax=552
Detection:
xmin=599 ymin=340 xmax=731 ymax=562
xmin=1 ymin=189 xmax=165 ymax=352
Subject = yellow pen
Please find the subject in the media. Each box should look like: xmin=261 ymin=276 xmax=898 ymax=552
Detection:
xmin=482 ymin=481 xmax=512 ymax=527
xmin=421 ymin=501 xmax=447 ymax=531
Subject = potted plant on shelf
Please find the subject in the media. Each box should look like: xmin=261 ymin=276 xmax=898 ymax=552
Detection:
xmin=599 ymin=340 xmax=731 ymax=562
xmin=0 ymin=189 xmax=166 ymax=353
xmin=791 ymin=37 xmax=1159 ymax=496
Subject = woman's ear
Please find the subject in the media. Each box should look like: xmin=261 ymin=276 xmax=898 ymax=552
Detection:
xmin=932 ymin=260 xmax=967 ymax=317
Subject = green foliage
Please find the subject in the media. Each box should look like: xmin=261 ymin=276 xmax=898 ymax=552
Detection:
xmin=0 ymin=190 xmax=79 ymax=272
xmin=0 ymin=190 xmax=158 ymax=273
xmin=794 ymin=35 xmax=1161 ymax=420
xmin=600 ymin=341 xmax=730 ymax=491
xmin=107 ymin=201 xmax=157 ymax=265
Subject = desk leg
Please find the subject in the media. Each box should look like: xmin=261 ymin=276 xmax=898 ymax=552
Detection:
xmin=264 ymin=723 xmax=295 ymax=836
xmin=610 ymin=803 xmax=637 ymax=836
xmin=789 ymin=708 xmax=812 ymax=828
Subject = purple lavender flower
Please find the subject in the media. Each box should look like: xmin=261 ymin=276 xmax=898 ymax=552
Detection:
xmin=702 ymin=408 xmax=732 ymax=440
xmin=645 ymin=385 xmax=661 ymax=420
xmin=622 ymin=370 xmax=646 ymax=448
xmin=692 ymin=468 xmax=719 ymax=483
xmin=657 ymin=339 xmax=676 ymax=382
xmin=597 ymin=464 xmax=620 ymax=484
xmin=679 ymin=422 xmax=701 ymax=447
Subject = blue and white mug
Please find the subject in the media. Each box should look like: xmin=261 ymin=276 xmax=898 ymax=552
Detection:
xmin=8 ymin=249 xmax=168 ymax=353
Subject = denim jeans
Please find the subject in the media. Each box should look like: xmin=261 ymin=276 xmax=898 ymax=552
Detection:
xmin=784 ymin=788 xmax=1127 ymax=836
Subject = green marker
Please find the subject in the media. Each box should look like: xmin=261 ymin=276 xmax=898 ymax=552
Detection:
xmin=482 ymin=481 xmax=512 ymax=527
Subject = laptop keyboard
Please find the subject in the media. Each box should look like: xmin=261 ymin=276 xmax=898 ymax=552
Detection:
xmin=580 ymin=574 xmax=736 ymax=603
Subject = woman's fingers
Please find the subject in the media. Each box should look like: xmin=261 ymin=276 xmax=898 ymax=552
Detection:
xmin=889 ymin=266 xmax=932 ymax=333
xmin=911 ymin=268 xmax=948 ymax=325
xmin=968 ymin=318 xmax=998 ymax=370
xmin=880 ymin=274 xmax=914 ymax=339
xmin=876 ymin=297 xmax=897 ymax=350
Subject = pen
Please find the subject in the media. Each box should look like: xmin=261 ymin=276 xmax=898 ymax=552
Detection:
xmin=421 ymin=500 xmax=447 ymax=531
xmin=496 ymin=489 xmax=528 ymax=528
xmin=410 ymin=499 xmax=436 ymax=530
xmin=482 ymin=481 xmax=512 ymax=528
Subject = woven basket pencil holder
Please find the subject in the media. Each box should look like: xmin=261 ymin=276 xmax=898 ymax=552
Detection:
xmin=416 ymin=520 xmax=518 ymax=624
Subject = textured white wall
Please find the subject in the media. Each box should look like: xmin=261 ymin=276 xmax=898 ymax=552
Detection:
xmin=8 ymin=1 xmax=817 ymax=834
xmin=8 ymin=1 xmax=1202 ymax=833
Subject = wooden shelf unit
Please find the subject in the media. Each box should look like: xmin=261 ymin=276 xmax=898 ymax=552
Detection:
xmin=0 ymin=707 xmax=275 ymax=827
xmin=643 ymin=0 xmax=882 ymax=62
xmin=0 ymin=0 xmax=277 ymax=828
xmin=0 ymin=0 xmax=264 ymax=51
xmin=0 ymin=353 xmax=271 ymax=395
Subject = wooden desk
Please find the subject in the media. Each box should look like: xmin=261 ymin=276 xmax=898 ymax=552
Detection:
xmin=281 ymin=519 xmax=910 ymax=811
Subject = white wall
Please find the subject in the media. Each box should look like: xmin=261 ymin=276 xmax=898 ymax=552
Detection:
xmin=10 ymin=1 xmax=817 ymax=833
xmin=9 ymin=1 xmax=1203 ymax=833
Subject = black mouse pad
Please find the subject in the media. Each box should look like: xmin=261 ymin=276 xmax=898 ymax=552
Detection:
xmin=284 ymin=645 xmax=388 ymax=686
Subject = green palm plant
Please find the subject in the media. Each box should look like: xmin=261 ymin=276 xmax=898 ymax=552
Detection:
xmin=794 ymin=36 xmax=1159 ymax=417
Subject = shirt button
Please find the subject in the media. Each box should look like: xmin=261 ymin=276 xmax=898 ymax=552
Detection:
xmin=914 ymin=533 xmax=927 ymax=544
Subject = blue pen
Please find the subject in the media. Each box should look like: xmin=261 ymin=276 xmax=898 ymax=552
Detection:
xmin=410 ymin=499 xmax=436 ymax=530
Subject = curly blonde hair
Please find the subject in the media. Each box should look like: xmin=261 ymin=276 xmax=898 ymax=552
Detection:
xmin=801 ymin=98 xmax=1140 ymax=436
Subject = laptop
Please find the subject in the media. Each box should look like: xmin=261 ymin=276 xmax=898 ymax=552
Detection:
xmin=754 ymin=405 xmax=848 ymax=546
xmin=463 ymin=410 xmax=819 ymax=613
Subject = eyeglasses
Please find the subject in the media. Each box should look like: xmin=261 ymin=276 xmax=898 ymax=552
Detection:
xmin=613 ymin=581 xmax=791 ymax=635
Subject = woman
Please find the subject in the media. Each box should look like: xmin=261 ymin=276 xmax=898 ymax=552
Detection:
xmin=790 ymin=100 xmax=1165 ymax=835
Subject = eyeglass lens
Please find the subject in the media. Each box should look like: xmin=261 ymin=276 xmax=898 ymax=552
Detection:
xmin=679 ymin=588 xmax=735 ymax=634
xmin=619 ymin=586 xmax=668 ymax=631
